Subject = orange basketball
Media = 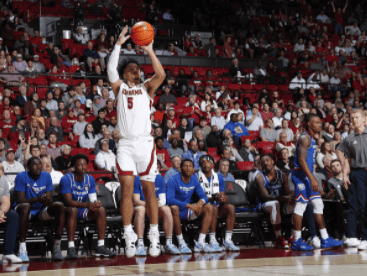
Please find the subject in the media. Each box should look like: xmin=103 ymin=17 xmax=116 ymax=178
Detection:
xmin=130 ymin=21 xmax=155 ymax=46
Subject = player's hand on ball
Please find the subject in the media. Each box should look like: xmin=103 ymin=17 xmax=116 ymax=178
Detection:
xmin=140 ymin=40 xmax=154 ymax=53
xmin=116 ymin=26 xmax=130 ymax=46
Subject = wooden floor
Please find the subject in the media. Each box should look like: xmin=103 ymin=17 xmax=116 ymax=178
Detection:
xmin=1 ymin=247 xmax=367 ymax=275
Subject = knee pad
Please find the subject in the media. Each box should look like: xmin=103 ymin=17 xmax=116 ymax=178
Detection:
xmin=294 ymin=201 xmax=307 ymax=216
xmin=311 ymin=198 xmax=324 ymax=214
xmin=140 ymin=174 xmax=156 ymax=182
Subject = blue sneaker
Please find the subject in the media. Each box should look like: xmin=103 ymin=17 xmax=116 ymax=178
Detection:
xmin=165 ymin=243 xmax=181 ymax=255
xmin=18 ymin=248 xmax=29 ymax=262
xmin=321 ymin=237 xmax=344 ymax=248
xmin=194 ymin=241 xmax=215 ymax=253
xmin=136 ymin=244 xmax=147 ymax=256
xmin=292 ymin=238 xmax=314 ymax=251
xmin=179 ymin=243 xmax=192 ymax=254
xmin=222 ymin=240 xmax=240 ymax=251
xmin=209 ymin=241 xmax=223 ymax=252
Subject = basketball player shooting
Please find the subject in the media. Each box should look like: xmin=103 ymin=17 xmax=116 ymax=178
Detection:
xmin=107 ymin=26 xmax=166 ymax=257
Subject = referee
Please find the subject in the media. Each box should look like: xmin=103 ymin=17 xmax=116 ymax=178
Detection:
xmin=336 ymin=109 xmax=367 ymax=250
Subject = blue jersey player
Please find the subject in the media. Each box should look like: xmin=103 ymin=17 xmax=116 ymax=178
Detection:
xmin=167 ymin=159 xmax=215 ymax=253
xmin=291 ymin=114 xmax=343 ymax=250
xmin=59 ymin=154 xmax=116 ymax=259
xmin=14 ymin=157 xmax=65 ymax=262
xmin=255 ymin=154 xmax=295 ymax=249
xmin=133 ymin=174 xmax=181 ymax=255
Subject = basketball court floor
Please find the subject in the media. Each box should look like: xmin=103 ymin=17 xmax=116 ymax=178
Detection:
xmin=1 ymin=246 xmax=367 ymax=276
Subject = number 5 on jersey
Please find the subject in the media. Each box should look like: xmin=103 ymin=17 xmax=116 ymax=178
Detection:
xmin=128 ymin=97 xmax=133 ymax=109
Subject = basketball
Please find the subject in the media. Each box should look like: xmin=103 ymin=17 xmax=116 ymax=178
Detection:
xmin=130 ymin=21 xmax=155 ymax=46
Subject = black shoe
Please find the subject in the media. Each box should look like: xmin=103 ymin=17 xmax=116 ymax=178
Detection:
xmin=66 ymin=247 xmax=78 ymax=260
xmin=95 ymin=246 xmax=116 ymax=257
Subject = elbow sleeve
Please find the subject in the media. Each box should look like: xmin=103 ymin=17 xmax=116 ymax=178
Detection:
xmin=107 ymin=45 xmax=121 ymax=83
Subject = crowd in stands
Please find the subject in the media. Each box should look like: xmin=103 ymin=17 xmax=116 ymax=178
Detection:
xmin=0 ymin=0 xmax=366 ymax=258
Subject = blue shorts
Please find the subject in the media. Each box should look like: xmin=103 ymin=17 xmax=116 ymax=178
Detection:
xmin=77 ymin=208 xmax=88 ymax=220
xmin=179 ymin=208 xmax=198 ymax=221
xmin=15 ymin=205 xmax=50 ymax=221
xmin=292 ymin=169 xmax=321 ymax=203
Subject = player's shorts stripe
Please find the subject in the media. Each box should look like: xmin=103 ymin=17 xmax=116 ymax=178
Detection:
xmin=116 ymin=162 xmax=134 ymax=175
xmin=139 ymin=141 xmax=156 ymax=177
xmin=295 ymin=194 xmax=309 ymax=202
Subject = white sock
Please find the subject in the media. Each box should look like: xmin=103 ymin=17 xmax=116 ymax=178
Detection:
xmin=54 ymin=239 xmax=61 ymax=247
xmin=209 ymin=233 xmax=216 ymax=243
xmin=150 ymin=224 xmax=158 ymax=232
xmin=124 ymin=224 xmax=133 ymax=233
xmin=68 ymin=241 xmax=75 ymax=248
xmin=294 ymin=230 xmax=301 ymax=241
xmin=176 ymin=234 xmax=185 ymax=245
xmin=97 ymin=240 xmax=104 ymax=247
xmin=275 ymin=230 xmax=282 ymax=238
xmin=225 ymin=231 xmax=233 ymax=242
xmin=138 ymin=238 xmax=144 ymax=246
xmin=166 ymin=237 xmax=172 ymax=245
xmin=320 ymin=228 xmax=329 ymax=240
xmin=19 ymin=242 xmax=26 ymax=251
xmin=198 ymin=233 xmax=206 ymax=243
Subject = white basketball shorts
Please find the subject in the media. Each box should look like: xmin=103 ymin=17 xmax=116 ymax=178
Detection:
xmin=116 ymin=136 xmax=158 ymax=182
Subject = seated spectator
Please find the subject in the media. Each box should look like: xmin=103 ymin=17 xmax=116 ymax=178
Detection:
xmin=289 ymin=71 xmax=306 ymax=91
xmin=275 ymin=148 xmax=294 ymax=174
xmin=186 ymin=46 xmax=199 ymax=57
xmin=133 ymin=173 xmax=180 ymax=255
xmin=0 ymin=63 xmax=24 ymax=86
xmin=14 ymin=157 xmax=66 ymax=261
xmin=239 ymin=138 xmax=258 ymax=162
xmin=46 ymin=116 xmax=64 ymax=142
xmin=322 ymin=124 xmax=335 ymax=143
xmin=156 ymin=137 xmax=172 ymax=169
xmin=196 ymin=155 xmax=239 ymax=251
xmin=182 ymin=139 xmax=203 ymax=170
xmin=206 ymin=125 xmax=222 ymax=149
xmin=59 ymin=154 xmax=115 ymax=259
xmin=2 ymin=148 xmax=25 ymax=187
xmin=316 ymin=10 xmax=330 ymax=23
xmin=79 ymin=124 xmax=99 ymax=149
xmin=9 ymin=115 xmax=30 ymax=141
xmin=55 ymin=144 xmax=72 ymax=171
xmin=94 ymin=129 xmax=115 ymax=154
xmin=193 ymin=118 xmax=212 ymax=140
xmin=16 ymin=85 xmax=29 ymax=109
xmin=246 ymin=106 xmax=264 ymax=131
xmin=46 ymin=132 xmax=61 ymax=161
xmin=153 ymin=103 xmax=165 ymax=125
xmin=159 ymin=86 xmax=177 ymax=109
xmin=201 ymin=92 xmax=217 ymax=112
xmin=168 ymin=137 xmax=184 ymax=158
xmin=254 ymin=154 xmax=295 ymax=248
xmin=226 ymin=101 xmax=244 ymax=123
xmin=73 ymin=27 xmax=90 ymax=45
xmin=92 ymin=108 xmax=109 ymax=135
xmin=176 ymin=117 xmax=192 ymax=140
xmin=123 ymin=43 xmax=136 ymax=55
xmin=260 ymin=119 xmax=277 ymax=142
xmin=223 ymin=138 xmax=243 ymax=161
xmin=275 ymin=132 xmax=295 ymax=157
xmin=83 ymin=41 xmax=99 ymax=72
xmin=276 ymin=119 xmax=294 ymax=142
xmin=13 ymin=54 xmax=27 ymax=74
xmin=198 ymin=140 xmax=207 ymax=155
xmin=211 ymin=108 xmax=226 ymax=130
xmin=95 ymin=138 xmax=116 ymax=171
xmin=224 ymin=113 xmax=249 ymax=145
xmin=55 ymin=101 xmax=67 ymax=121
xmin=32 ymin=55 xmax=46 ymax=73
xmin=315 ymin=99 xmax=327 ymax=119
xmin=183 ymin=95 xmax=203 ymax=128
xmin=229 ymin=58 xmax=247 ymax=79
xmin=316 ymin=142 xmax=337 ymax=169
xmin=163 ymin=43 xmax=178 ymax=56
xmin=166 ymin=159 xmax=212 ymax=253
xmin=164 ymin=155 xmax=181 ymax=184
xmin=45 ymin=90 xmax=58 ymax=112
xmin=42 ymin=156 xmax=64 ymax=184
xmin=217 ymin=158 xmax=235 ymax=181
xmin=0 ymin=161 xmax=22 ymax=263
xmin=214 ymin=148 xmax=239 ymax=173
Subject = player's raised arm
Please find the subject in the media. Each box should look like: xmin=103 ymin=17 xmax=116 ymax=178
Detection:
xmin=297 ymin=135 xmax=319 ymax=192
xmin=108 ymin=26 xmax=130 ymax=97
xmin=141 ymin=41 xmax=166 ymax=98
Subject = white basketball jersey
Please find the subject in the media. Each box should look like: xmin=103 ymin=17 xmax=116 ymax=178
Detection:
xmin=117 ymin=80 xmax=153 ymax=139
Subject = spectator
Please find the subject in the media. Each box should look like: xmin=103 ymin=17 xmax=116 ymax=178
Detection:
xmin=239 ymin=138 xmax=258 ymax=162
xmin=217 ymin=158 xmax=235 ymax=181
xmin=164 ymin=155 xmax=181 ymax=185
xmin=193 ymin=118 xmax=212 ymax=140
xmin=275 ymin=148 xmax=294 ymax=174
xmin=316 ymin=10 xmax=330 ymax=23
xmin=73 ymin=27 xmax=89 ymax=45
xmin=0 ymin=63 xmax=24 ymax=86
xmin=323 ymin=124 xmax=335 ymax=142
xmin=210 ymin=108 xmax=226 ymax=130
xmin=201 ymin=92 xmax=217 ymax=112
xmin=92 ymin=109 xmax=109 ymax=135
xmin=83 ymin=41 xmax=99 ymax=72
xmin=348 ymin=22 xmax=361 ymax=36
xmin=42 ymin=156 xmax=64 ymax=184
xmin=183 ymin=95 xmax=203 ymax=129
xmin=246 ymin=106 xmax=263 ymax=131
xmin=162 ymin=9 xmax=174 ymax=22
xmin=9 ymin=115 xmax=30 ymax=141
xmin=289 ymin=71 xmax=306 ymax=91
xmin=226 ymin=101 xmax=244 ymax=123
xmin=45 ymin=90 xmax=58 ymax=111
xmin=168 ymin=137 xmax=184 ymax=158
xmin=46 ymin=116 xmax=64 ymax=142
xmin=79 ymin=124 xmax=99 ymax=149
xmin=205 ymin=37 xmax=216 ymax=58
xmin=13 ymin=54 xmax=27 ymax=74
xmin=3 ymin=147 xmax=25 ymax=187
xmin=94 ymin=129 xmax=115 ymax=154
xmin=182 ymin=139 xmax=203 ymax=170
xmin=159 ymin=86 xmax=177 ymax=109
xmin=275 ymin=132 xmax=295 ymax=156
xmin=260 ymin=119 xmax=277 ymax=142
xmin=316 ymin=142 xmax=337 ymax=169
xmin=155 ymin=137 xmax=172 ymax=169
xmin=55 ymin=144 xmax=72 ymax=171
xmin=276 ymin=119 xmax=294 ymax=142
xmin=32 ymin=55 xmax=46 ymax=73
xmin=0 ymin=37 xmax=9 ymax=54
xmin=16 ymin=85 xmax=29 ymax=108
xmin=224 ymin=113 xmax=249 ymax=144
xmin=95 ymin=139 xmax=116 ymax=171
xmin=206 ymin=125 xmax=222 ymax=149
xmin=331 ymin=0 xmax=348 ymax=35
